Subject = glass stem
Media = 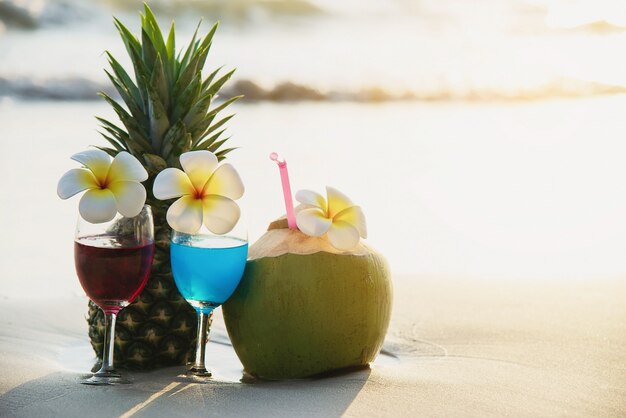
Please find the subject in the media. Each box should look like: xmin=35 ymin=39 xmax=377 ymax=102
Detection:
xmin=192 ymin=311 xmax=210 ymax=372
xmin=98 ymin=312 xmax=117 ymax=374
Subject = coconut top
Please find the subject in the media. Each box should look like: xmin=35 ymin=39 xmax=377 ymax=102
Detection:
xmin=248 ymin=216 xmax=370 ymax=260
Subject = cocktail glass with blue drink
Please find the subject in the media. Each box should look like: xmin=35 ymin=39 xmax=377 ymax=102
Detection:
xmin=171 ymin=226 xmax=248 ymax=378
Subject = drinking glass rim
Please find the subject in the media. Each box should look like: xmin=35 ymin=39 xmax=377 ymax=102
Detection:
xmin=76 ymin=204 xmax=153 ymax=224
xmin=75 ymin=204 xmax=155 ymax=246
xmin=171 ymin=226 xmax=248 ymax=240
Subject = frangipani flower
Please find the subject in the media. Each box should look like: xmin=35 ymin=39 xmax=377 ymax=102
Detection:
xmin=153 ymin=151 xmax=244 ymax=234
xmin=295 ymin=186 xmax=367 ymax=251
xmin=57 ymin=149 xmax=148 ymax=223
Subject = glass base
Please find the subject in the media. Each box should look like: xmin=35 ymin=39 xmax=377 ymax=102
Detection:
xmin=81 ymin=370 xmax=131 ymax=386
xmin=174 ymin=365 xmax=213 ymax=383
xmin=188 ymin=366 xmax=212 ymax=377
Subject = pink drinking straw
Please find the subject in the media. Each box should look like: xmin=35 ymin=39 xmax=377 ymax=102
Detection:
xmin=270 ymin=152 xmax=297 ymax=230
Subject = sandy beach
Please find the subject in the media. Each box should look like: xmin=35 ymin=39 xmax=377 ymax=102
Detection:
xmin=1 ymin=276 xmax=624 ymax=416
xmin=1 ymin=96 xmax=626 ymax=415
xmin=3 ymin=0 xmax=626 ymax=412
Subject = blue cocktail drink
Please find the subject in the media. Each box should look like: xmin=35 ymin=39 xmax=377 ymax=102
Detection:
xmin=171 ymin=235 xmax=248 ymax=313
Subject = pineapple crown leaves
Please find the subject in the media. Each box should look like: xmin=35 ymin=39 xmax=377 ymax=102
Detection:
xmin=97 ymin=3 xmax=242 ymax=174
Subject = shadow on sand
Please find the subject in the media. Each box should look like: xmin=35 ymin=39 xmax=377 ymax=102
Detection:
xmin=0 ymin=366 xmax=371 ymax=417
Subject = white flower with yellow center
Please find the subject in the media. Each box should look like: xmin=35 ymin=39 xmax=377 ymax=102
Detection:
xmin=295 ymin=186 xmax=367 ymax=251
xmin=153 ymin=150 xmax=244 ymax=234
xmin=57 ymin=149 xmax=148 ymax=223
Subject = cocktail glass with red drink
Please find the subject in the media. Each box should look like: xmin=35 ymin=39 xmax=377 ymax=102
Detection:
xmin=74 ymin=205 xmax=154 ymax=385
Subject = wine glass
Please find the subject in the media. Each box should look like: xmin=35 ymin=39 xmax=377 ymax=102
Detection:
xmin=74 ymin=205 xmax=154 ymax=385
xmin=170 ymin=223 xmax=248 ymax=380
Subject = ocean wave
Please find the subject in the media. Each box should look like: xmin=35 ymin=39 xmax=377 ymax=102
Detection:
xmin=0 ymin=76 xmax=114 ymax=100
xmin=0 ymin=0 xmax=324 ymax=30
xmin=0 ymin=0 xmax=89 ymax=29
xmin=230 ymin=79 xmax=626 ymax=102
xmin=103 ymin=0 xmax=324 ymax=17
xmin=1 ymin=76 xmax=625 ymax=103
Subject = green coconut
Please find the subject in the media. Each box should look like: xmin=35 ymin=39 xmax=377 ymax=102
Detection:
xmin=222 ymin=217 xmax=393 ymax=380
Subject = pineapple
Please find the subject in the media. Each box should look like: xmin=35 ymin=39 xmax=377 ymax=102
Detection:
xmin=87 ymin=5 xmax=241 ymax=370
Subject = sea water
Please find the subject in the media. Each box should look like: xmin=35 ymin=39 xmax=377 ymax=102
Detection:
xmin=2 ymin=0 xmax=625 ymax=102
xmin=170 ymin=235 xmax=248 ymax=313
